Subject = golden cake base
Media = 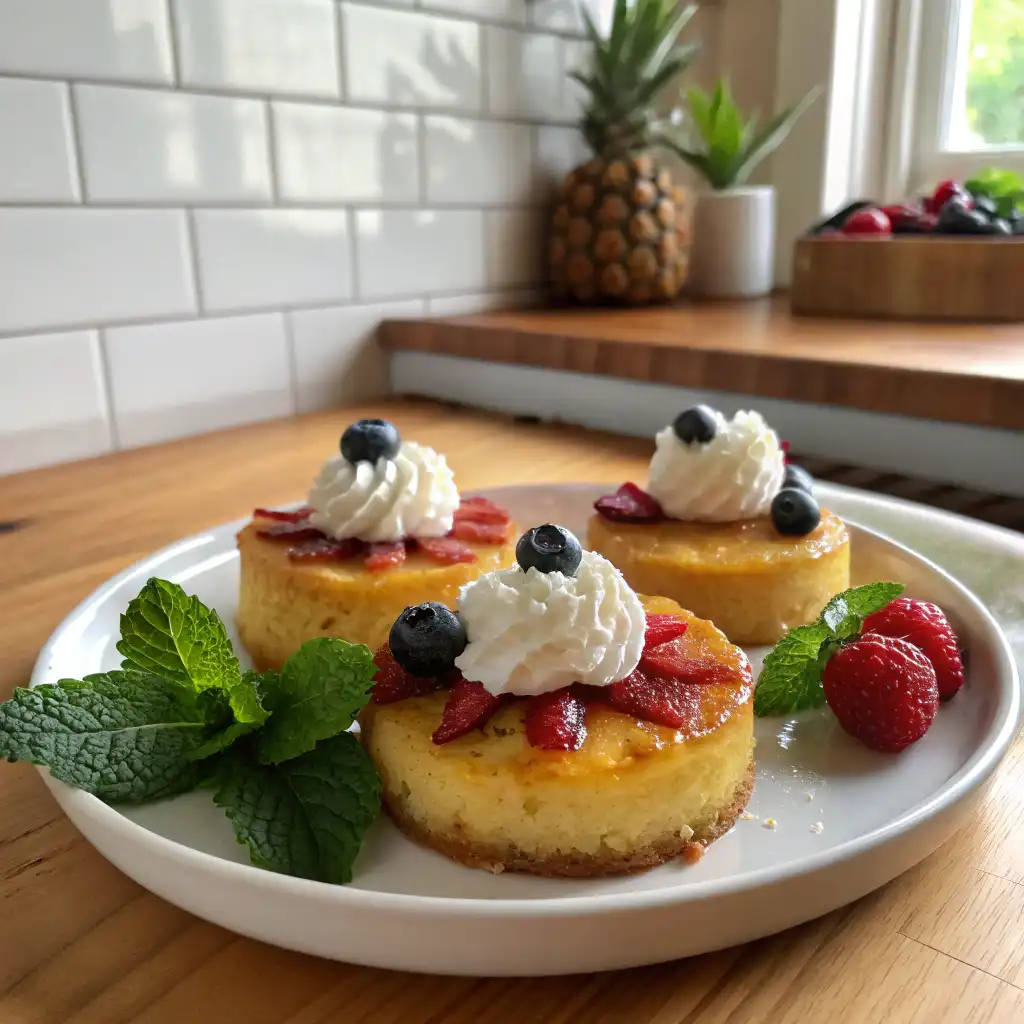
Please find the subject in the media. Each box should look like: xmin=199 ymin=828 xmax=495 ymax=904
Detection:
xmin=359 ymin=597 xmax=754 ymax=877
xmin=237 ymin=521 xmax=516 ymax=670
xmin=587 ymin=511 xmax=851 ymax=646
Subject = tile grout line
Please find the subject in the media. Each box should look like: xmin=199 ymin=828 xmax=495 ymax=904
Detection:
xmin=0 ymin=199 xmax=552 ymax=212
xmin=64 ymin=83 xmax=89 ymax=204
xmin=335 ymin=0 xmax=348 ymax=102
xmin=263 ymin=100 xmax=280 ymax=202
xmin=348 ymin=207 xmax=362 ymax=303
xmin=0 ymin=283 xmax=537 ymax=343
xmin=183 ymin=209 xmax=207 ymax=314
xmin=0 ymin=70 xmax=579 ymax=130
xmin=165 ymin=0 xmax=183 ymax=86
xmin=95 ymin=328 xmax=122 ymax=451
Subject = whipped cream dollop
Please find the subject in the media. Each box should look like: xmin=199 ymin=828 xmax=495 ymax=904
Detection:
xmin=647 ymin=410 xmax=785 ymax=522
xmin=454 ymin=550 xmax=646 ymax=697
xmin=307 ymin=440 xmax=459 ymax=543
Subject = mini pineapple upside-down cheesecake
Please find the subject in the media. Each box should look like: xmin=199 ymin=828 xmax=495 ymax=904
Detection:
xmin=359 ymin=524 xmax=755 ymax=877
xmin=588 ymin=406 xmax=850 ymax=646
xmin=237 ymin=418 xmax=516 ymax=670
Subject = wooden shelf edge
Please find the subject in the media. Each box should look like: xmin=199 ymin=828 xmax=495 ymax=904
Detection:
xmin=381 ymin=316 xmax=1024 ymax=432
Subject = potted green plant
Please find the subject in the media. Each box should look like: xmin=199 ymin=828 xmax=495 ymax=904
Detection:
xmin=664 ymin=78 xmax=820 ymax=298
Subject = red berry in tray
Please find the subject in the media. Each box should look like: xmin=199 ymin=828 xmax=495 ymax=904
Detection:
xmin=594 ymin=482 xmax=666 ymax=523
xmin=822 ymin=634 xmax=938 ymax=753
xmin=433 ymin=679 xmax=501 ymax=744
xmin=416 ymin=536 xmax=478 ymax=564
xmin=524 ymin=688 xmax=588 ymax=751
xmin=643 ymin=614 xmax=689 ymax=651
xmin=841 ymin=208 xmax=892 ymax=235
xmin=364 ymin=541 xmax=408 ymax=571
xmin=926 ymin=179 xmax=971 ymax=214
xmin=862 ymin=597 xmax=964 ymax=700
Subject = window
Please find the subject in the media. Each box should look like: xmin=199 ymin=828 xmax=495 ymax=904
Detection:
xmin=909 ymin=0 xmax=1024 ymax=187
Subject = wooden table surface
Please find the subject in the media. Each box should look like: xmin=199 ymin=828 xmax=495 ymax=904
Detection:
xmin=1 ymin=399 xmax=1022 ymax=1024
xmin=382 ymin=297 xmax=1024 ymax=430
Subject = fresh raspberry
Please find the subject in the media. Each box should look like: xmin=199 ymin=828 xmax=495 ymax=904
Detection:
xmin=862 ymin=597 xmax=964 ymax=700
xmin=433 ymin=679 xmax=500 ymax=743
xmin=822 ymin=634 xmax=938 ymax=753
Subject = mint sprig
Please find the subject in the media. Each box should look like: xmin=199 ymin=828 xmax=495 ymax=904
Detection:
xmin=0 ymin=671 xmax=213 ymax=801
xmin=214 ymin=733 xmax=381 ymax=884
xmin=754 ymin=582 xmax=905 ymax=717
xmin=257 ymin=639 xmax=376 ymax=765
xmin=1 ymin=577 xmax=381 ymax=885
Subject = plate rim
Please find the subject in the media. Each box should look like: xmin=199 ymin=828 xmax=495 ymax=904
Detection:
xmin=30 ymin=483 xmax=1022 ymax=919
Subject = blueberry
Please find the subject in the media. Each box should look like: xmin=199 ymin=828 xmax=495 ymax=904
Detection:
xmin=516 ymin=524 xmax=583 ymax=576
xmin=389 ymin=602 xmax=467 ymax=678
xmin=771 ymin=488 xmax=821 ymax=536
xmin=783 ymin=464 xmax=814 ymax=494
xmin=672 ymin=405 xmax=719 ymax=445
xmin=340 ymin=418 xmax=400 ymax=464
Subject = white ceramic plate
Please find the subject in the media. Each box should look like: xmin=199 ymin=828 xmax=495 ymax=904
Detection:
xmin=31 ymin=484 xmax=1021 ymax=976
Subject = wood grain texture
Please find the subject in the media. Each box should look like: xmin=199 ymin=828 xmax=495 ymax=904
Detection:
xmin=791 ymin=237 xmax=1024 ymax=322
xmin=379 ymin=297 xmax=1024 ymax=430
xmin=1 ymin=398 xmax=1022 ymax=1024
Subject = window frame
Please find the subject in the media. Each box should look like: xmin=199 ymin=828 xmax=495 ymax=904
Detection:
xmin=895 ymin=0 xmax=1024 ymax=193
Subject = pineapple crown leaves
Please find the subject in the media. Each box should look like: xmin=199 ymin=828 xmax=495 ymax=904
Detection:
xmin=657 ymin=77 xmax=822 ymax=189
xmin=571 ymin=0 xmax=700 ymax=158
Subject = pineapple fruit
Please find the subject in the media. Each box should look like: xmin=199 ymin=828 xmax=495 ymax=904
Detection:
xmin=548 ymin=1 xmax=698 ymax=305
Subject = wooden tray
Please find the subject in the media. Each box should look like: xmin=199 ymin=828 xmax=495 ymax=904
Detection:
xmin=790 ymin=235 xmax=1024 ymax=321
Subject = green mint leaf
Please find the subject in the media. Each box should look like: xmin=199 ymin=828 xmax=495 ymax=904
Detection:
xmin=754 ymin=582 xmax=905 ymax=716
xmin=0 ymin=671 xmax=212 ymax=801
xmin=118 ymin=578 xmax=268 ymax=730
xmin=753 ymin=623 xmax=835 ymax=717
xmin=214 ymin=732 xmax=381 ymax=884
xmin=256 ymin=639 xmax=375 ymax=765
xmin=821 ymin=582 xmax=905 ymax=639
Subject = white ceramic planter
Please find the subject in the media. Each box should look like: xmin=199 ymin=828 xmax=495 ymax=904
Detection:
xmin=689 ymin=185 xmax=776 ymax=298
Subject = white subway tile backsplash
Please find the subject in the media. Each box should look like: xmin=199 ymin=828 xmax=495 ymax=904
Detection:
xmin=0 ymin=0 xmax=173 ymax=82
xmin=485 ymin=27 xmax=562 ymax=120
xmin=424 ymin=117 xmax=532 ymax=204
xmin=0 ymin=78 xmax=79 ymax=202
xmin=0 ymin=209 xmax=195 ymax=333
xmin=0 ymin=330 xmax=112 ymax=474
xmin=105 ymin=313 xmax=291 ymax=447
xmin=485 ymin=208 xmax=545 ymax=287
xmin=273 ymin=104 xmax=419 ymax=203
xmin=421 ymin=0 xmax=527 ymax=24
xmin=355 ymin=209 xmax=486 ymax=299
xmin=290 ymin=299 xmax=424 ymax=413
xmin=76 ymin=86 xmax=272 ymax=202
xmin=174 ymin=0 xmax=340 ymax=98
xmin=343 ymin=5 xmax=482 ymax=111
xmin=0 ymin=0 xmax=572 ymax=474
xmin=193 ymin=209 xmax=353 ymax=311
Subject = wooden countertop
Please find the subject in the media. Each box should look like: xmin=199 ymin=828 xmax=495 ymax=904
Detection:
xmin=1 ymin=399 xmax=1022 ymax=1023
xmin=381 ymin=298 xmax=1024 ymax=431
